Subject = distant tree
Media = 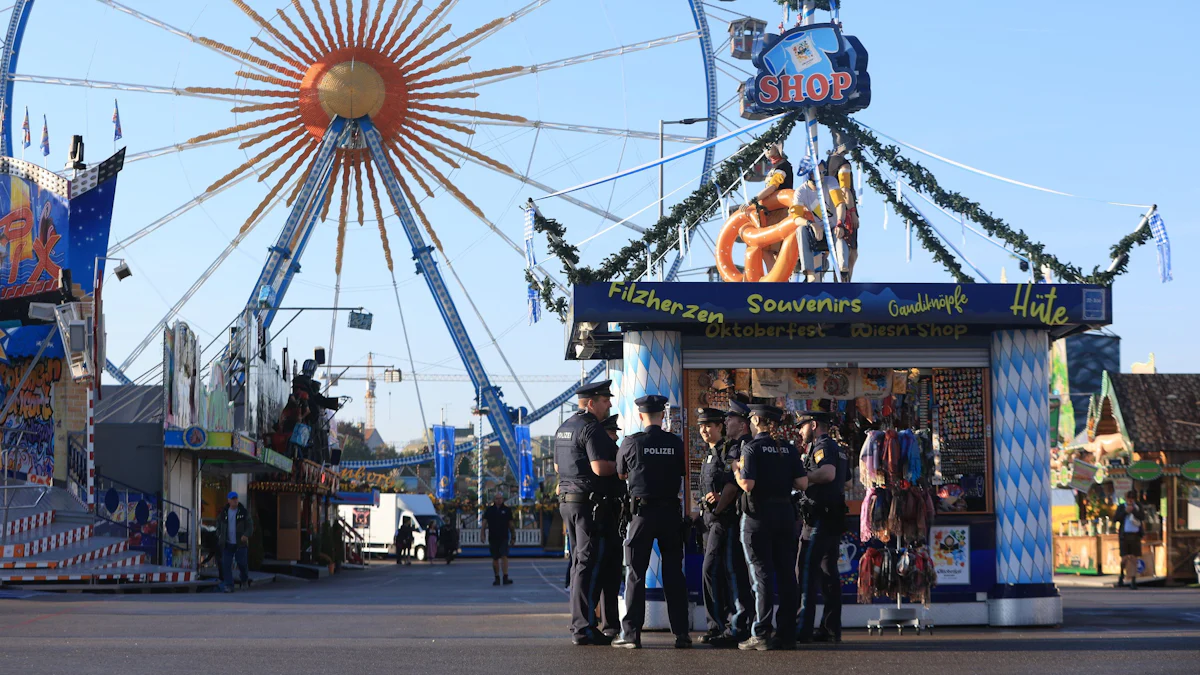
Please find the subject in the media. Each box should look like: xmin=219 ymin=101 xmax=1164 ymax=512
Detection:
xmin=338 ymin=421 xmax=372 ymax=462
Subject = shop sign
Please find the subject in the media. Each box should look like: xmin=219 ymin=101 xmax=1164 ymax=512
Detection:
xmin=1112 ymin=477 xmax=1133 ymax=497
xmin=234 ymin=433 xmax=259 ymax=460
xmin=1126 ymin=460 xmax=1162 ymax=482
xmin=931 ymin=526 xmax=970 ymax=584
xmin=1181 ymin=460 xmax=1200 ymax=482
xmin=182 ymin=426 xmax=206 ymax=450
xmin=261 ymin=448 xmax=293 ymax=473
xmin=742 ymin=23 xmax=870 ymax=117
xmin=574 ymin=282 xmax=1112 ymax=329
xmin=1069 ymin=460 xmax=1099 ymax=492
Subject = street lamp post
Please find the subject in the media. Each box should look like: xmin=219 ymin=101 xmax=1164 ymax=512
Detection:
xmin=658 ymin=118 xmax=710 ymax=222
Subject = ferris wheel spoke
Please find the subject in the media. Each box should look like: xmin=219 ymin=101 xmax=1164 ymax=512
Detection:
xmin=444 ymin=0 xmax=553 ymax=61
xmin=444 ymin=118 xmax=706 ymax=143
xmin=107 ymin=172 xmax=255 ymax=255
xmin=384 ymin=140 xmax=435 ymax=197
xmin=238 ymin=120 xmax=305 ymax=150
xmin=205 ymin=126 xmax=307 ymax=194
xmin=123 ymin=136 xmax=241 ymax=164
xmin=379 ymin=1 xmax=423 ymax=57
xmin=442 ymin=146 xmax=645 ymax=234
xmin=363 ymin=159 xmax=396 ymax=272
xmin=186 ymin=110 xmax=297 ymax=145
xmin=389 ymin=0 xmax=454 ymax=62
xmin=448 ymin=31 xmax=701 ymax=92
xmin=328 ymin=0 xmax=347 ymax=49
xmin=11 ymin=75 xmax=242 ymax=102
xmin=196 ymin=36 xmax=305 ymax=80
xmin=229 ymin=0 xmax=312 ymax=66
xmin=287 ymin=0 xmax=331 ymax=55
xmin=309 ymin=0 xmax=340 ymax=53
xmin=93 ymin=0 xmax=270 ymax=76
xmin=275 ymin=6 xmax=320 ymax=62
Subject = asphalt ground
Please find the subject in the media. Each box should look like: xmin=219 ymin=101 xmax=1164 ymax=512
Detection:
xmin=1 ymin=559 xmax=1198 ymax=675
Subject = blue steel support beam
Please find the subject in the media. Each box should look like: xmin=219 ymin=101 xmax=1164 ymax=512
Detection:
xmin=342 ymin=362 xmax=605 ymax=470
xmin=246 ymin=117 xmax=348 ymax=328
xmin=0 ymin=0 xmax=34 ymax=158
xmin=358 ymin=116 xmax=524 ymax=475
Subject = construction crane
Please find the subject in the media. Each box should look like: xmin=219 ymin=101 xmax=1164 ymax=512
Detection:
xmin=365 ymin=353 xmax=377 ymax=432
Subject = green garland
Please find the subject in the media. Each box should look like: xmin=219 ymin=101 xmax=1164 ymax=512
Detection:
xmin=822 ymin=112 xmax=1150 ymax=285
xmin=527 ymin=112 xmax=803 ymax=317
xmin=849 ymin=146 xmax=975 ymax=284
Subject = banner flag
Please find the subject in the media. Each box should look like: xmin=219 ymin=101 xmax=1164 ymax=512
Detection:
xmin=515 ymin=423 xmax=536 ymax=500
xmin=433 ymin=424 xmax=456 ymax=500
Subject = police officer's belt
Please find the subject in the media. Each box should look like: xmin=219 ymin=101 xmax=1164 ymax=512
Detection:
xmin=560 ymin=493 xmax=591 ymax=504
xmin=755 ymin=496 xmax=792 ymax=505
xmin=634 ymin=497 xmax=679 ymax=506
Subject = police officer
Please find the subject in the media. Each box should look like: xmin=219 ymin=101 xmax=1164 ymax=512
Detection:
xmin=724 ymin=399 xmax=754 ymax=455
xmin=594 ymin=413 xmax=626 ymax=641
xmin=795 ymin=410 xmax=849 ymax=644
xmin=733 ymin=404 xmax=807 ymax=651
xmin=697 ymin=408 xmax=751 ymax=647
xmin=554 ymin=380 xmax=619 ymax=646
xmin=612 ymin=395 xmax=691 ymax=649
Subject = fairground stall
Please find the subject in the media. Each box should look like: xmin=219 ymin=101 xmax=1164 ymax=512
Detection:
xmin=567 ymin=280 xmax=1113 ymax=627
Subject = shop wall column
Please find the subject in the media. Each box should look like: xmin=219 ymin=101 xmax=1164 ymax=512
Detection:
xmin=989 ymin=329 xmax=1061 ymax=626
xmin=619 ymin=330 xmax=687 ymax=629
xmin=607 ymin=358 xmax=625 ymax=433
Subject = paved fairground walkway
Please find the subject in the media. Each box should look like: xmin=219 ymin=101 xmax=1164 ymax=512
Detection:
xmin=1 ymin=559 xmax=1198 ymax=674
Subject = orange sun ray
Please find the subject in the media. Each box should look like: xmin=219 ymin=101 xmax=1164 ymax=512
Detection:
xmin=242 ymin=151 xmax=310 ymax=235
xmin=258 ymin=136 xmax=315 ymax=183
xmin=288 ymin=161 xmax=313 ymax=207
xmin=363 ymin=159 xmax=395 ymax=270
xmin=385 ymin=140 xmax=434 ymax=197
xmin=392 ymin=0 xmax=454 ymax=60
xmin=380 ymin=1 xmax=422 ymax=57
xmin=408 ymin=91 xmax=478 ymax=101
xmin=236 ymin=69 xmax=301 ymax=89
xmin=239 ymin=119 xmax=304 ymax=149
xmin=208 ymin=126 xmax=307 ymax=193
xmin=231 ymin=0 xmax=311 ymax=65
xmin=186 ymin=86 xmax=296 ymax=98
xmin=310 ymin=0 xmax=339 ymax=54
xmin=407 ymin=102 xmax=525 ymax=123
xmin=291 ymin=0 xmax=330 ymax=55
xmin=396 ymin=135 xmax=489 ymax=227
xmin=276 ymin=8 xmax=320 ymax=62
xmin=356 ymin=0 xmax=369 ymax=48
xmin=344 ymin=0 xmax=356 ymax=48
xmin=406 ymin=111 xmax=473 ymax=136
xmin=397 ymin=172 xmax=444 ymax=253
xmin=231 ymin=101 xmax=297 ymax=114
xmin=410 ymin=65 xmax=523 ymax=91
xmin=197 ymin=37 xmax=304 ymax=80
xmin=392 ymin=23 xmax=452 ymax=67
xmin=396 ymin=126 xmax=459 ymax=169
xmin=352 ymin=154 xmax=365 ymax=225
xmin=186 ymin=110 xmax=298 ymax=144
xmin=406 ymin=55 xmax=470 ymax=84
xmin=401 ymin=17 xmax=503 ymax=76
xmin=373 ymin=0 xmax=407 ymax=51
xmin=402 ymin=119 xmax=511 ymax=173
xmin=334 ymin=155 xmax=351 ymax=274
xmin=320 ymin=154 xmax=345 ymax=222
xmin=329 ymin=0 xmax=346 ymax=49
xmin=365 ymin=0 xmax=386 ymax=50
xmin=250 ymin=37 xmax=307 ymax=73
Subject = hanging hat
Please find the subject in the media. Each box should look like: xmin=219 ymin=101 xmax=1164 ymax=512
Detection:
xmin=748 ymin=404 xmax=783 ymax=422
xmin=726 ymin=399 xmax=752 ymax=419
xmin=696 ymin=408 xmax=726 ymax=424
xmin=601 ymin=414 xmax=620 ymax=432
xmin=634 ymin=395 xmax=669 ymax=413
xmin=575 ymin=380 xmax=613 ymax=398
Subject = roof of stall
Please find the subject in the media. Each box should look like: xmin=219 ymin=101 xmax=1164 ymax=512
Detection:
xmin=1089 ymin=372 xmax=1200 ymax=455
xmin=566 ymin=281 xmax=1113 ymax=360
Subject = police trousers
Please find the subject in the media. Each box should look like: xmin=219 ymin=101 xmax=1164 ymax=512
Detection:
xmin=740 ymin=504 xmax=799 ymax=640
xmin=621 ymin=502 xmax=689 ymax=640
xmin=561 ymin=501 xmax=601 ymax=638
xmin=797 ymin=518 xmax=844 ymax=640
xmin=702 ymin=513 xmax=751 ymax=637
xmin=595 ymin=510 xmax=623 ymax=635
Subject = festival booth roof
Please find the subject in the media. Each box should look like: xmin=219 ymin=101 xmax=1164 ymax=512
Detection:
xmin=567 ymin=281 xmax=1113 ymax=360
xmin=333 ymin=489 xmax=381 ymax=507
xmin=1087 ymin=371 xmax=1200 ymax=456
xmin=164 ymin=427 xmax=293 ymax=475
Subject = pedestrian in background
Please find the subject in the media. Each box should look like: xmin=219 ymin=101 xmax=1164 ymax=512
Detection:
xmin=216 ymin=491 xmax=253 ymax=593
xmin=483 ymin=492 xmax=514 ymax=585
xmin=397 ymin=516 xmax=414 ymax=565
xmin=1115 ymin=491 xmax=1144 ymax=589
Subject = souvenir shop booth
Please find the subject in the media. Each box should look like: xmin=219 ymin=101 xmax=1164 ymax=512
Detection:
xmin=567 ymin=280 xmax=1113 ymax=627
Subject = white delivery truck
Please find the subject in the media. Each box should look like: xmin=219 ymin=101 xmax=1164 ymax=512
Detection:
xmin=340 ymin=493 xmax=443 ymax=560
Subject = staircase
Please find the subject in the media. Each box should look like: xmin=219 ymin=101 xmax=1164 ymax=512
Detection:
xmin=0 ymin=483 xmax=199 ymax=588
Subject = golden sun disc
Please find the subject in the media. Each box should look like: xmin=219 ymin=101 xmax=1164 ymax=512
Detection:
xmin=317 ymin=61 xmax=386 ymax=120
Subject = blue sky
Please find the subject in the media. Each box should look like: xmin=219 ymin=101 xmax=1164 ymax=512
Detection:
xmin=8 ymin=0 xmax=1195 ymax=446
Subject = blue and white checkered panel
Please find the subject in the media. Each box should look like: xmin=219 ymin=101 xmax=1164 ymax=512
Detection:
xmin=607 ymin=359 xmax=624 ymax=434
xmin=621 ymin=331 xmax=683 ymax=434
xmin=991 ymin=329 xmax=1053 ymax=585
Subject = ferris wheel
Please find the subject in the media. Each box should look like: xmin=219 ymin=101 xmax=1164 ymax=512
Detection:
xmin=0 ymin=0 xmax=785 ymax=471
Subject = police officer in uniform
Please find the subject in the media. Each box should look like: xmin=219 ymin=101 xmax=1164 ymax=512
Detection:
xmin=697 ymin=408 xmax=751 ymax=647
xmin=733 ymin=404 xmax=807 ymax=651
xmin=594 ymin=414 xmax=626 ymax=641
xmin=554 ymin=380 xmax=619 ymax=646
xmin=724 ymin=399 xmax=754 ymax=455
xmin=795 ymin=410 xmax=849 ymax=644
xmin=612 ymin=395 xmax=691 ymax=649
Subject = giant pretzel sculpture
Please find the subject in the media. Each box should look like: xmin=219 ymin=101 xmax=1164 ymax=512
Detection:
xmin=715 ymin=189 xmax=820 ymax=282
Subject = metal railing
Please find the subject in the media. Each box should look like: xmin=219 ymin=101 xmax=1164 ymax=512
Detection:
xmin=1 ymin=483 xmax=50 ymax=543
xmin=66 ymin=433 xmax=89 ymax=509
xmin=93 ymin=473 xmax=192 ymax=567
xmin=459 ymin=528 xmax=542 ymax=546
xmin=338 ymin=515 xmax=365 ymax=564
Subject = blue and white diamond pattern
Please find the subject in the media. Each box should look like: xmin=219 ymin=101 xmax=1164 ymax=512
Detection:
xmin=621 ymin=331 xmax=682 ymax=434
xmin=991 ymin=329 xmax=1053 ymax=585
xmin=607 ymin=359 xmax=624 ymax=433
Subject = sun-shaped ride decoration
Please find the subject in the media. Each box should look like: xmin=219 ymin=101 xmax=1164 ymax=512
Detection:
xmin=183 ymin=0 xmax=525 ymax=275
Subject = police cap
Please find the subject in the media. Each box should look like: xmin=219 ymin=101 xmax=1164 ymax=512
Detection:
xmin=726 ymin=399 xmax=752 ymax=419
xmin=696 ymin=407 xmax=726 ymax=423
xmin=748 ymin=403 xmax=784 ymax=422
xmin=601 ymin=414 xmax=621 ymax=432
xmin=635 ymin=394 xmax=669 ymax=413
xmin=575 ymin=380 xmax=613 ymax=398
xmin=796 ymin=410 xmax=834 ymax=424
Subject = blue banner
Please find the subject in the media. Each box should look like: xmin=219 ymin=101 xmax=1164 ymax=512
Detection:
xmin=432 ymin=424 xmax=456 ymax=500
xmin=515 ymin=424 xmax=535 ymax=501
